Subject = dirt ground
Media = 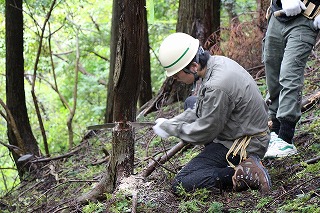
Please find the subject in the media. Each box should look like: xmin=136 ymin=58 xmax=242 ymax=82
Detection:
xmin=1 ymin=112 xmax=319 ymax=213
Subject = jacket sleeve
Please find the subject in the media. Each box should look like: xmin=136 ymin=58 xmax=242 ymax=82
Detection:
xmin=169 ymin=107 xmax=198 ymax=123
xmin=160 ymin=88 xmax=234 ymax=145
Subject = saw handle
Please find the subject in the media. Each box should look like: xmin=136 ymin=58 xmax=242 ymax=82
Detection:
xmin=274 ymin=10 xmax=286 ymax=17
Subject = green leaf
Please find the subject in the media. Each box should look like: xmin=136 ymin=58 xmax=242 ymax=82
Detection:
xmin=146 ymin=0 xmax=155 ymax=24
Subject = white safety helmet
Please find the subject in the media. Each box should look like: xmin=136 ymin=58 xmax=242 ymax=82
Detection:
xmin=159 ymin=33 xmax=199 ymax=77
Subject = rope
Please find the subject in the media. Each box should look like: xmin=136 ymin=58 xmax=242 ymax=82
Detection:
xmin=226 ymin=131 xmax=268 ymax=168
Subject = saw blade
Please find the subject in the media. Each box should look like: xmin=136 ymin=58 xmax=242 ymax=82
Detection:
xmin=87 ymin=122 xmax=155 ymax=130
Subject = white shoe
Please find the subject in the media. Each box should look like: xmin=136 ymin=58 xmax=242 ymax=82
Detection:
xmin=268 ymin=132 xmax=278 ymax=148
xmin=264 ymin=137 xmax=297 ymax=158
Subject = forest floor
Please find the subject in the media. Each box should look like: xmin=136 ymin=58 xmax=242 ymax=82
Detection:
xmin=1 ymin=69 xmax=320 ymax=212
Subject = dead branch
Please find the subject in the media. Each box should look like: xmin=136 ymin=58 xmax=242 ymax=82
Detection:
xmin=30 ymin=145 xmax=83 ymax=163
xmin=0 ymin=99 xmax=25 ymax=154
xmin=0 ymin=141 xmax=24 ymax=155
xmin=30 ymin=0 xmax=57 ymax=157
xmin=287 ymin=155 xmax=320 ymax=171
xmin=141 ymin=141 xmax=189 ymax=178
xmin=149 ymin=157 xmax=177 ymax=174
xmin=90 ymin=156 xmax=109 ymax=166
xmin=132 ymin=191 xmax=138 ymax=213
xmin=76 ymin=171 xmax=115 ymax=203
xmin=301 ymin=90 xmax=320 ymax=113
xmin=304 ymin=155 xmax=320 ymax=164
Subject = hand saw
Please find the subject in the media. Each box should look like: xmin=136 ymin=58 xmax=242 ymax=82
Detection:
xmin=87 ymin=121 xmax=155 ymax=130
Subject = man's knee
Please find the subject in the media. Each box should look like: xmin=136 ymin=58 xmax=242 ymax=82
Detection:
xmin=184 ymin=96 xmax=197 ymax=110
xmin=171 ymin=177 xmax=195 ymax=194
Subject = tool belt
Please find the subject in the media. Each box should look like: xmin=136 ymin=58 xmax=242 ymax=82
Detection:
xmin=266 ymin=0 xmax=320 ymax=20
xmin=302 ymin=0 xmax=320 ymax=19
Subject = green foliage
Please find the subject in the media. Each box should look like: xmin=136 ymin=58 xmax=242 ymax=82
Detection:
xmin=294 ymin=161 xmax=320 ymax=179
xmin=179 ymin=147 xmax=201 ymax=165
xmin=177 ymin=194 xmax=224 ymax=213
xmin=109 ymin=192 xmax=132 ymax=213
xmin=82 ymin=201 xmax=106 ymax=213
xmin=176 ymin=185 xmax=211 ymax=201
xmin=148 ymin=0 xmax=178 ymax=91
xmin=277 ymin=193 xmax=320 ymax=213
xmin=207 ymin=202 xmax=224 ymax=213
xmin=146 ymin=0 xmax=155 ymax=24
xmin=257 ymin=78 xmax=268 ymax=98
xmin=256 ymin=197 xmax=272 ymax=208
xmin=0 ymin=148 xmax=19 ymax=196
xmin=179 ymin=199 xmax=202 ymax=212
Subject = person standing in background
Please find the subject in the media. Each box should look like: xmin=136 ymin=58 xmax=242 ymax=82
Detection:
xmin=263 ymin=0 xmax=320 ymax=158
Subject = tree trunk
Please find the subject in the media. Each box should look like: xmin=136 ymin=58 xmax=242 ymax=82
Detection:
xmin=223 ymin=0 xmax=239 ymax=25
xmin=5 ymin=0 xmax=40 ymax=177
xmin=106 ymin=0 xmax=152 ymax=121
xmin=78 ymin=0 xmax=147 ymax=202
xmin=212 ymin=0 xmax=221 ymax=34
xmin=105 ymin=0 xmax=120 ymax=123
xmin=138 ymin=12 xmax=152 ymax=108
xmin=257 ymin=0 xmax=270 ymax=33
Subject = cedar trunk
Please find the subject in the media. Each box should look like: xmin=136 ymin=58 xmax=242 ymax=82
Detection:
xmin=107 ymin=0 xmax=145 ymax=188
xmin=5 ymin=0 xmax=40 ymax=177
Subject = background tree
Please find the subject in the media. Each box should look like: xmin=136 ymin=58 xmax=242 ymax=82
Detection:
xmin=257 ymin=0 xmax=269 ymax=33
xmin=78 ymin=0 xmax=147 ymax=202
xmin=5 ymin=0 xmax=40 ymax=177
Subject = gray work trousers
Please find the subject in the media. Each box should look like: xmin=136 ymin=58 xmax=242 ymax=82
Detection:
xmin=263 ymin=14 xmax=318 ymax=123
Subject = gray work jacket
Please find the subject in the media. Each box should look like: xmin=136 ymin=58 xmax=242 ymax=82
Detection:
xmin=159 ymin=56 xmax=270 ymax=158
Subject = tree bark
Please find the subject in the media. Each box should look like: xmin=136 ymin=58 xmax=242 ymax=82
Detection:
xmin=5 ymin=0 xmax=40 ymax=177
xmin=257 ymin=0 xmax=270 ymax=33
xmin=106 ymin=0 xmax=152 ymax=121
xmin=138 ymin=11 xmax=153 ymax=108
xmin=78 ymin=0 xmax=147 ymax=202
xmin=105 ymin=0 xmax=120 ymax=123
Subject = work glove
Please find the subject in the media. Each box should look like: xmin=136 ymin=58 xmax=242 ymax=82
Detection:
xmin=281 ymin=0 xmax=306 ymax=16
xmin=314 ymin=15 xmax=320 ymax=30
xmin=152 ymin=118 xmax=170 ymax=138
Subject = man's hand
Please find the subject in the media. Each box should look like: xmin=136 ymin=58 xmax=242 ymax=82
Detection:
xmin=314 ymin=15 xmax=320 ymax=30
xmin=152 ymin=118 xmax=170 ymax=138
xmin=281 ymin=0 xmax=306 ymax=16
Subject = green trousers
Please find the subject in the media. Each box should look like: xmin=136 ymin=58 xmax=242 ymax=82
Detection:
xmin=263 ymin=14 xmax=318 ymax=123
